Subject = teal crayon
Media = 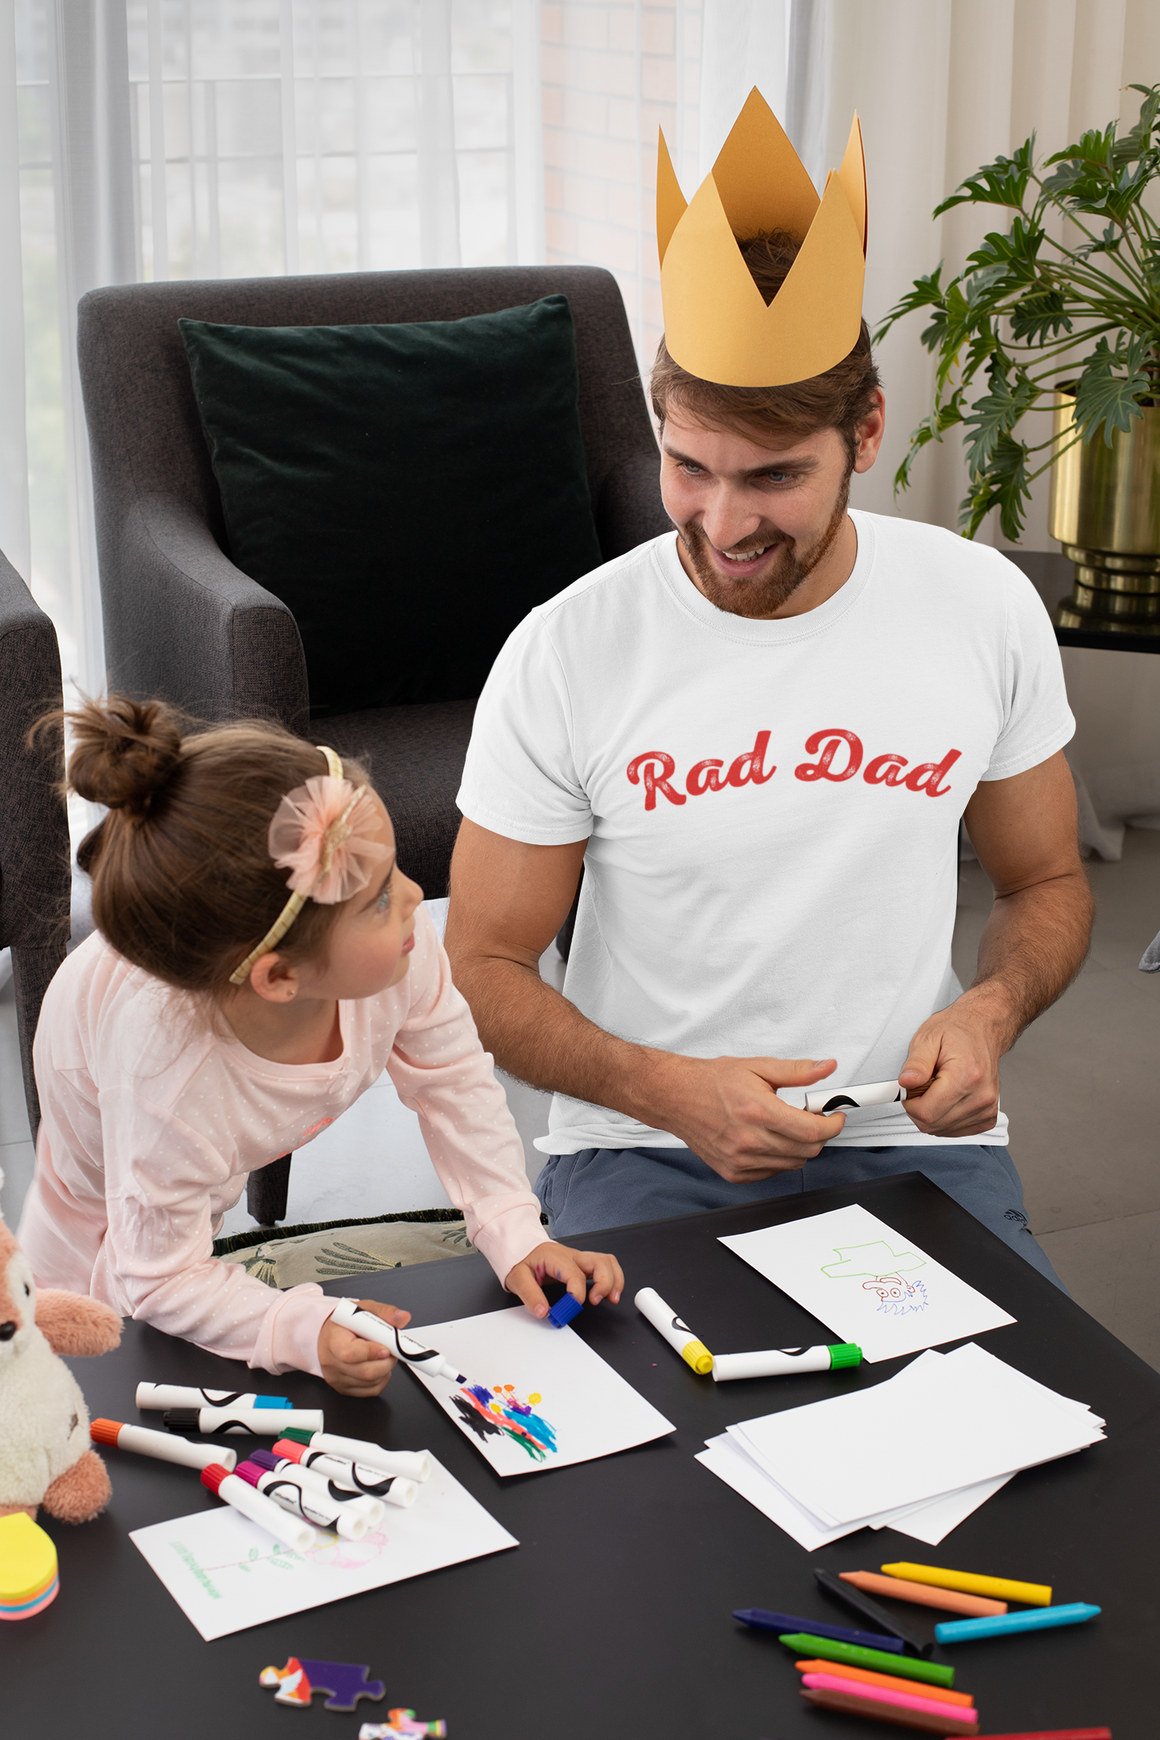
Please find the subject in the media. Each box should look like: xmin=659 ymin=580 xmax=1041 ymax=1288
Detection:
xmin=776 ymin=1632 xmax=955 ymax=1687
xmin=935 ymin=1602 xmax=1100 ymax=1644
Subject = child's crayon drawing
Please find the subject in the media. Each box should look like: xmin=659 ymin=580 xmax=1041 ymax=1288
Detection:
xmin=452 ymin=1383 xmax=558 ymax=1463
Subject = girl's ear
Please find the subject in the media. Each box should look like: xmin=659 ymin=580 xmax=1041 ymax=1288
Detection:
xmin=247 ymin=952 xmax=300 ymax=1004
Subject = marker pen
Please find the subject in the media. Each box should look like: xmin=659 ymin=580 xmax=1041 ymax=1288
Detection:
xmin=90 ymin=1418 xmax=238 ymax=1472
xmin=163 ymin=1405 xmax=324 ymax=1436
xmin=805 ymin=1079 xmax=906 ymax=1116
xmin=200 ymin=1462 xmax=315 ymax=1552
xmin=633 ymin=1287 xmax=713 ymax=1374
xmin=248 ymin=1447 xmax=390 ymax=1523
xmin=271 ymin=1438 xmax=416 ymax=1508
xmin=329 ymin=1299 xmax=466 ymax=1383
xmin=234 ymin=1460 xmax=369 ymax=1541
xmin=135 ymin=1382 xmax=291 ymax=1411
xmin=279 ymin=1427 xmax=431 ymax=1483
xmin=934 ymin=1603 xmax=1100 ymax=1645
xmin=712 ymin=1343 xmax=862 ymax=1382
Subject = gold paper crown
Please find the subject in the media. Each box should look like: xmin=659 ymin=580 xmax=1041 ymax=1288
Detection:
xmin=657 ymin=88 xmax=867 ymax=389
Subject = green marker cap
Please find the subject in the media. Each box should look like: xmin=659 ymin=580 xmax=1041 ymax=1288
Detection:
xmin=777 ymin=1633 xmax=954 ymax=1688
xmin=280 ymin=1426 xmax=314 ymax=1446
xmin=827 ymin=1343 xmax=863 ymax=1370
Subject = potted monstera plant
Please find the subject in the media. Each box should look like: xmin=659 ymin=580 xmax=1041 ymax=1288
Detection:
xmin=877 ymin=82 xmax=1160 ymax=632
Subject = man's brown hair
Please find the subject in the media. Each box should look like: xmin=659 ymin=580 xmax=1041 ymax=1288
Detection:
xmin=650 ymin=229 xmax=881 ymax=464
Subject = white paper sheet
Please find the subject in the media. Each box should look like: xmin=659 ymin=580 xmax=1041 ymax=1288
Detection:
xmin=733 ymin=1342 xmax=1103 ymax=1527
xmin=404 ymin=1305 xmax=675 ymax=1476
xmin=719 ymin=1203 xmax=1016 ymax=1361
xmin=129 ymin=1453 xmax=516 ymax=1639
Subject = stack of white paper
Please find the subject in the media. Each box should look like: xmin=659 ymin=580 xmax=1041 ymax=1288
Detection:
xmin=697 ymin=1343 xmax=1104 ymax=1550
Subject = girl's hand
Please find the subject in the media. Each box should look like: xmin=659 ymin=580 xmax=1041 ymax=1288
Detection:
xmin=318 ymin=1297 xmax=412 ymax=1397
xmin=505 ymin=1242 xmax=624 ymax=1320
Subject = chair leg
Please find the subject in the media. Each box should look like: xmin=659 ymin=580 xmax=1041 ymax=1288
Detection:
xmin=248 ymin=1154 xmax=293 ymax=1226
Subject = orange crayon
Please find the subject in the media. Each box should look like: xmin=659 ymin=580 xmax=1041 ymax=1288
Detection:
xmin=794 ymin=1659 xmax=974 ymax=1708
xmin=842 ymin=1569 xmax=1007 ymax=1616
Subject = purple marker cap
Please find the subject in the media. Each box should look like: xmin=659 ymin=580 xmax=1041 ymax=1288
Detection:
xmin=233 ymin=1460 xmax=263 ymax=1488
xmin=248 ymin=1447 xmax=280 ymax=1472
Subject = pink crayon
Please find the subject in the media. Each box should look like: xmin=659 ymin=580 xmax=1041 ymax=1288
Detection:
xmin=802 ymin=1672 xmax=981 ymax=1726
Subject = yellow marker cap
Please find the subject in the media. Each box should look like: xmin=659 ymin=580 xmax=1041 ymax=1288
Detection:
xmin=0 ymin=1513 xmax=58 ymax=1605
xmin=680 ymin=1340 xmax=714 ymax=1376
xmin=880 ymin=1561 xmax=1052 ymax=1607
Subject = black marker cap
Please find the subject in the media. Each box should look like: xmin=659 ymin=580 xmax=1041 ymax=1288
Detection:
xmin=163 ymin=1408 xmax=202 ymax=1434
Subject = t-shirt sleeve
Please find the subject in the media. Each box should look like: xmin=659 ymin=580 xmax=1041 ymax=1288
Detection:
xmin=456 ymin=609 xmax=593 ymax=845
xmin=980 ymin=556 xmax=1075 ymax=781
xmin=93 ymin=1090 xmax=335 ymax=1377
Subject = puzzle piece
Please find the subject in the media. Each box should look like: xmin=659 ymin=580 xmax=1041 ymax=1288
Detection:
xmin=821 ymin=1239 xmax=925 ymax=1280
xmin=260 ymin=1657 xmax=386 ymax=1712
xmin=359 ymin=1715 xmax=447 ymax=1739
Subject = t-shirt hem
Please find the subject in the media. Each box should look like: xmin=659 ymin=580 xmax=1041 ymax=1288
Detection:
xmin=979 ymin=719 xmax=1074 ymax=782
xmin=455 ymin=798 xmax=592 ymax=848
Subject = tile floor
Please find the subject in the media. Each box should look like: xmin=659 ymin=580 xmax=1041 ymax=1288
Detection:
xmin=2 ymin=834 xmax=1156 ymax=1370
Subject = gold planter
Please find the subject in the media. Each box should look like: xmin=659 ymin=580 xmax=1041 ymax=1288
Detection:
xmin=1048 ymin=390 xmax=1160 ymax=633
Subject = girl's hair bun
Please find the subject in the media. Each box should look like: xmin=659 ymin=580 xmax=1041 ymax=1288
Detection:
xmin=68 ymin=695 xmax=182 ymax=814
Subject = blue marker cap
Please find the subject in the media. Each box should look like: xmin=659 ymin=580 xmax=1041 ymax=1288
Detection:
xmin=547 ymin=1293 xmax=583 ymax=1328
xmin=252 ymin=1396 xmax=292 ymax=1409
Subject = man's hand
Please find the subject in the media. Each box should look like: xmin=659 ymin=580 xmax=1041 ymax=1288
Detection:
xmin=505 ymin=1242 xmax=624 ymax=1319
xmin=898 ymin=989 xmax=1006 ymax=1138
xmin=318 ymin=1297 xmax=411 ymax=1397
xmin=645 ymin=1053 xmax=847 ymax=1181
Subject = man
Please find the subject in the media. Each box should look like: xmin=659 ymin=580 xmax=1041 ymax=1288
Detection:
xmin=444 ymin=95 xmax=1091 ymax=1282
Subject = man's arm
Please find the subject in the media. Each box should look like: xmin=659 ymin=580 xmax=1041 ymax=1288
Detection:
xmin=445 ymin=820 xmax=845 ymax=1181
xmin=900 ymin=749 xmax=1093 ymax=1137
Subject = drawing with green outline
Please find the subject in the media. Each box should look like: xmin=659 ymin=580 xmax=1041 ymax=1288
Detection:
xmin=821 ymin=1240 xmax=930 ymax=1316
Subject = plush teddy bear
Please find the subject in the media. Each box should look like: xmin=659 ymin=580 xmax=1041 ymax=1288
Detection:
xmin=0 ymin=1206 xmax=122 ymax=1523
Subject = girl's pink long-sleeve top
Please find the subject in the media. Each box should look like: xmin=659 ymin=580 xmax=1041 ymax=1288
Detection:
xmin=18 ymin=908 xmax=544 ymax=1376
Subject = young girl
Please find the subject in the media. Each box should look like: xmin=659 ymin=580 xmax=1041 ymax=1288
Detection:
xmin=18 ymin=697 xmax=622 ymax=1394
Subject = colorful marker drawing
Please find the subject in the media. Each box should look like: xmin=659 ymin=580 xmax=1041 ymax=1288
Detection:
xmin=196 ymin=1528 xmax=390 ymax=1585
xmin=861 ymin=1273 xmax=930 ymax=1315
xmin=820 ymin=1239 xmax=926 ymax=1280
xmin=451 ymin=1382 xmax=559 ymax=1463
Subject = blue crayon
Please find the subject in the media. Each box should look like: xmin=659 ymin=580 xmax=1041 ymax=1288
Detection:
xmin=733 ymin=1608 xmax=905 ymax=1653
xmin=935 ymin=1601 xmax=1101 ymax=1644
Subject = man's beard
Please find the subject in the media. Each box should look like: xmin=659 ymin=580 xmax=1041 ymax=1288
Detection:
xmin=676 ymin=474 xmax=851 ymax=619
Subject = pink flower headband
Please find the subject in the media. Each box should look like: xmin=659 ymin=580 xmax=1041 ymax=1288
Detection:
xmin=228 ymin=746 xmax=389 ymax=986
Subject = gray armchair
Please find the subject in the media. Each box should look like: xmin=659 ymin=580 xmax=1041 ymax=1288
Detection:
xmin=0 ymin=551 xmax=71 ymax=1138
xmin=76 ymin=266 xmax=669 ymax=902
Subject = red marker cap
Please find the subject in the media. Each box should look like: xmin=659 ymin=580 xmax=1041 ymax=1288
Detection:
xmin=273 ymin=1437 xmax=306 ymax=1463
xmin=89 ymin=1418 xmax=122 ymax=1448
xmin=200 ymin=1463 xmax=230 ymax=1496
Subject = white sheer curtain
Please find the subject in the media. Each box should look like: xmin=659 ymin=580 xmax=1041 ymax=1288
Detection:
xmin=0 ymin=0 xmax=543 ymax=700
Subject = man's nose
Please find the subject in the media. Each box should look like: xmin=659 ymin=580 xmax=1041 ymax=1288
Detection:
xmin=699 ymin=489 xmax=765 ymax=552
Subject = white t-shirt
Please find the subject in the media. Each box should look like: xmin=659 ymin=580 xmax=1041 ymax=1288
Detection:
xmin=457 ymin=512 xmax=1074 ymax=1154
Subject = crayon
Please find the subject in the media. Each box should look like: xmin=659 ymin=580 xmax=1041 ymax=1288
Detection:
xmin=776 ymin=1633 xmax=955 ymax=1687
xmin=935 ymin=1604 xmax=1100 ymax=1644
xmin=814 ymin=1566 xmax=934 ymax=1656
xmin=881 ymin=1562 xmax=1052 ymax=1607
xmin=712 ymin=1343 xmax=862 ymax=1382
xmin=200 ymin=1462 xmax=315 ymax=1552
xmin=634 ymin=1288 xmax=714 ymax=1374
xmin=272 ymin=1438 xmax=417 ymax=1507
xmin=135 ymin=1382 xmax=290 ymax=1411
xmin=278 ymin=1429 xmax=431 ymax=1483
xmin=793 ymin=1661 xmax=973 ymax=1708
xmin=90 ymin=1418 xmax=237 ymax=1472
xmin=802 ymin=1673 xmax=979 ymax=1726
xmin=330 ymin=1300 xmax=466 ymax=1383
xmin=733 ymin=1607 xmax=904 ymax=1652
xmin=968 ymin=1731 xmax=1111 ymax=1738
xmin=801 ymin=1686 xmax=979 ymax=1734
xmin=843 ymin=1570 xmax=1008 ymax=1616
xmin=163 ymin=1405 xmax=324 ymax=1437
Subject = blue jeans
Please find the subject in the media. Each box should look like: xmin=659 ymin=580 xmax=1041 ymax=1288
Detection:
xmin=535 ymin=1142 xmax=1066 ymax=1291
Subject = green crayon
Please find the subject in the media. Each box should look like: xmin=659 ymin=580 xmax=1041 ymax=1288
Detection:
xmin=777 ymin=1633 xmax=955 ymax=1688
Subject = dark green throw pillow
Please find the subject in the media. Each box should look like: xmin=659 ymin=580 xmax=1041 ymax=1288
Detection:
xmin=179 ymin=296 xmax=603 ymax=714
